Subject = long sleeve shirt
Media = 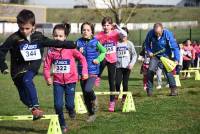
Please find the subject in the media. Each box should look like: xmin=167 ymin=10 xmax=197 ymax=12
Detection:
xmin=116 ymin=40 xmax=137 ymax=68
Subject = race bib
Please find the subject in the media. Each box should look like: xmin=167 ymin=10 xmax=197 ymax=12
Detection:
xmin=20 ymin=43 xmax=41 ymax=61
xmin=104 ymin=42 xmax=116 ymax=54
xmin=53 ymin=59 xmax=70 ymax=73
xmin=117 ymin=46 xmax=129 ymax=57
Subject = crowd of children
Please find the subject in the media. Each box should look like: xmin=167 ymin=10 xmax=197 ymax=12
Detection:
xmin=0 ymin=9 xmax=138 ymax=133
xmin=1 ymin=9 xmax=199 ymax=133
xmin=182 ymin=39 xmax=200 ymax=78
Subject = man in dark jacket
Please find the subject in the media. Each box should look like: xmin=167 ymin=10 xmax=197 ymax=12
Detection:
xmin=145 ymin=23 xmax=180 ymax=96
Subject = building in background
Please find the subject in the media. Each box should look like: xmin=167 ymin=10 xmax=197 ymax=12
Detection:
xmin=177 ymin=0 xmax=200 ymax=7
xmin=1 ymin=0 xmax=199 ymax=8
xmin=130 ymin=0 xmax=200 ymax=7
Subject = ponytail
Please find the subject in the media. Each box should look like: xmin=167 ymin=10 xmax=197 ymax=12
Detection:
xmin=63 ymin=23 xmax=71 ymax=36
xmin=53 ymin=22 xmax=71 ymax=36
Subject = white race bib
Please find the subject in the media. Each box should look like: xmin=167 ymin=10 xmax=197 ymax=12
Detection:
xmin=20 ymin=43 xmax=41 ymax=61
xmin=104 ymin=42 xmax=116 ymax=54
xmin=53 ymin=59 xmax=70 ymax=73
xmin=117 ymin=46 xmax=129 ymax=58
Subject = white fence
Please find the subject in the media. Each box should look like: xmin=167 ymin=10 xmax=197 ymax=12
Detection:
xmin=0 ymin=21 xmax=198 ymax=34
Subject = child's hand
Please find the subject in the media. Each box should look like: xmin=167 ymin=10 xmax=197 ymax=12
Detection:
xmin=149 ymin=52 xmax=154 ymax=57
xmin=47 ymin=78 xmax=53 ymax=86
xmin=174 ymin=61 xmax=178 ymax=65
xmin=2 ymin=69 xmax=9 ymax=75
xmin=93 ymin=59 xmax=99 ymax=64
xmin=82 ymin=74 xmax=88 ymax=80
xmin=112 ymin=23 xmax=117 ymax=29
xmin=138 ymin=55 xmax=144 ymax=62
xmin=128 ymin=64 xmax=133 ymax=70
xmin=79 ymin=47 xmax=84 ymax=53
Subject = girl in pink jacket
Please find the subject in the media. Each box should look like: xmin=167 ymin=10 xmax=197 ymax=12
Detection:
xmin=182 ymin=39 xmax=195 ymax=78
xmin=43 ymin=23 xmax=88 ymax=133
xmin=95 ymin=16 xmax=127 ymax=112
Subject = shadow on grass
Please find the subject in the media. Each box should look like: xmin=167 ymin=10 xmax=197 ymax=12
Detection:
xmin=132 ymin=92 xmax=143 ymax=97
xmin=0 ymin=126 xmax=46 ymax=134
xmin=100 ymin=76 xmax=142 ymax=81
xmin=187 ymin=90 xmax=199 ymax=95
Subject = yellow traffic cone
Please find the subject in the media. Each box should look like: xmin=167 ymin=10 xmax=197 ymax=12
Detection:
xmin=187 ymin=72 xmax=191 ymax=78
xmin=174 ymin=75 xmax=181 ymax=87
xmin=75 ymin=93 xmax=87 ymax=114
xmin=118 ymin=83 xmax=123 ymax=99
xmin=160 ymin=57 xmax=177 ymax=72
xmin=47 ymin=116 xmax=62 ymax=134
xmin=122 ymin=92 xmax=136 ymax=112
xmin=195 ymin=70 xmax=200 ymax=80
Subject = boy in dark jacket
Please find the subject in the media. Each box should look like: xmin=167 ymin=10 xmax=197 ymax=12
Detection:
xmin=0 ymin=9 xmax=76 ymax=120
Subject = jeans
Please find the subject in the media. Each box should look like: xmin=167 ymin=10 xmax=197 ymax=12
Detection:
xmin=13 ymin=70 xmax=39 ymax=108
xmin=98 ymin=59 xmax=116 ymax=101
xmin=147 ymin=57 xmax=176 ymax=91
xmin=176 ymin=65 xmax=182 ymax=75
xmin=80 ymin=76 xmax=96 ymax=115
xmin=53 ymin=83 xmax=76 ymax=127
xmin=156 ymin=67 xmax=162 ymax=86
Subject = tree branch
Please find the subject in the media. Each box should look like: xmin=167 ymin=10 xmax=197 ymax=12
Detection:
xmin=87 ymin=0 xmax=106 ymax=17
xmin=124 ymin=0 xmax=142 ymax=24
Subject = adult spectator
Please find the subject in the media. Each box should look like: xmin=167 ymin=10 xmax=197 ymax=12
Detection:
xmin=144 ymin=23 xmax=180 ymax=96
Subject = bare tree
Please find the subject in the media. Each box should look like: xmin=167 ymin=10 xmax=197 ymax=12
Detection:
xmin=87 ymin=0 xmax=142 ymax=25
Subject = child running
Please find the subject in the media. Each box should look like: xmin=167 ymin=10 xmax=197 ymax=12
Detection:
xmin=182 ymin=39 xmax=195 ymax=78
xmin=95 ymin=16 xmax=127 ymax=112
xmin=0 ymin=9 xmax=76 ymax=120
xmin=138 ymin=46 xmax=150 ymax=90
xmin=115 ymin=27 xmax=137 ymax=106
xmin=76 ymin=22 xmax=106 ymax=122
xmin=43 ymin=23 xmax=88 ymax=133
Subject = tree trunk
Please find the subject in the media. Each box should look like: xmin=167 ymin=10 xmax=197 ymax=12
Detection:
xmin=114 ymin=8 xmax=122 ymax=25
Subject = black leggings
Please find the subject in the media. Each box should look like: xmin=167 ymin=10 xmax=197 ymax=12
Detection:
xmin=182 ymin=60 xmax=191 ymax=70
xmin=115 ymin=68 xmax=131 ymax=93
xmin=98 ymin=59 xmax=116 ymax=102
xmin=80 ymin=77 xmax=96 ymax=115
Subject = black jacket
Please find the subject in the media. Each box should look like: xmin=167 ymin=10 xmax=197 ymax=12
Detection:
xmin=0 ymin=30 xmax=76 ymax=79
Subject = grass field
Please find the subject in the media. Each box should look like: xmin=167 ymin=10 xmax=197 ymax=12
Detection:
xmin=47 ymin=7 xmax=200 ymax=46
xmin=0 ymin=7 xmax=200 ymax=134
xmin=47 ymin=7 xmax=200 ymax=23
xmin=0 ymin=63 xmax=200 ymax=134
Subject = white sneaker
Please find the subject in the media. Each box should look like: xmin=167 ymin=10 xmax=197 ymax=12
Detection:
xmin=143 ymin=86 xmax=147 ymax=91
xmin=165 ymin=84 xmax=169 ymax=88
xmin=86 ymin=114 xmax=96 ymax=122
xmin=156 ymin=85 xmax=162 ymax=89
